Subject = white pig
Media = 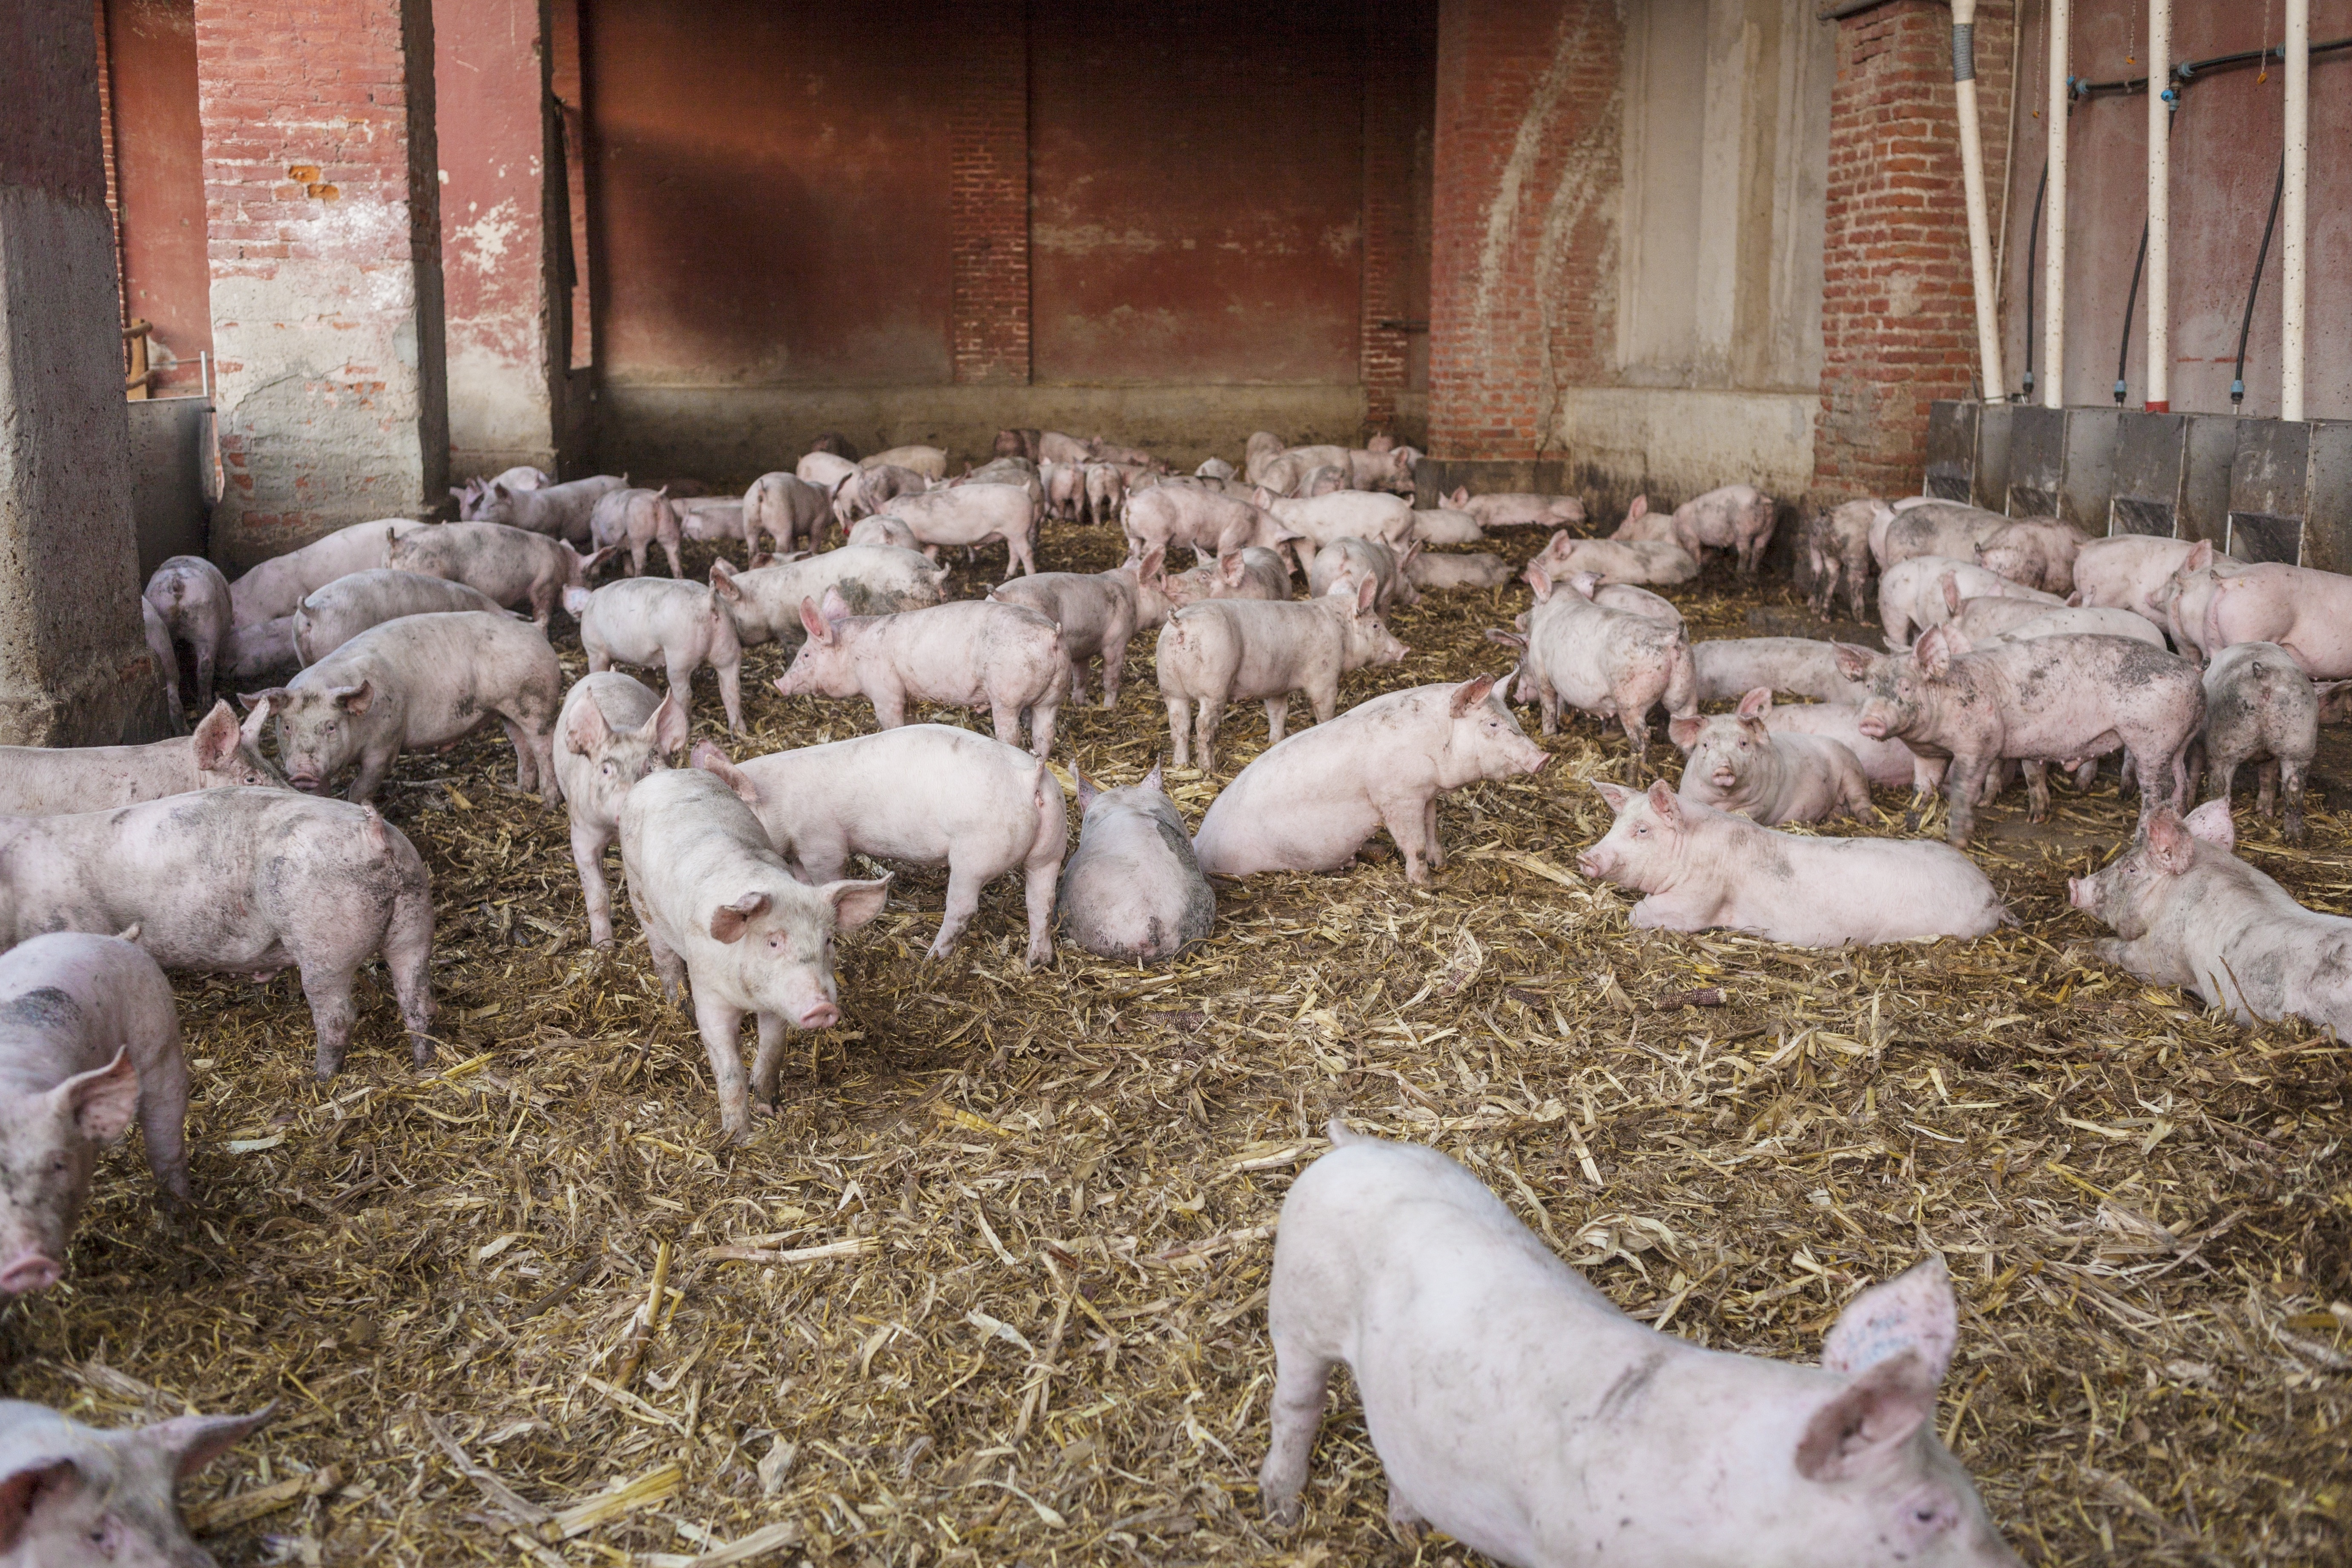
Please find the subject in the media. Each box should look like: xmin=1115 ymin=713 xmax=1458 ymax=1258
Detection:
xmin=989 ymin=550 xmax=1175 ymax=708
xmin=1525 ymin=531 xmax=1699 ymax=588
xmin=1059 ymin=764 xmax=1215 ymax=963
xmin=797 ymin=451 xmax=859 ymax=494
xmin=2189 ymin=641 xmax=2338 ymax=842
xmin=1162 ymin=547 xmax=1293 ymax=606
xmin=387 ymin=521 xmax=614 ymax=626
xmin=1493 ymin=568 xmax=1696 ymax=774
xmin=1804 ymin=497 xmax=1890 ymax=620
xmin=846 ymin=514 xmax=922 ymax=552
xmin=565 ymin=568 xmax=748 ymax=732
xmin=223 ymin=614 xmax=299 ymax=686
xmin=227 ymin=519 xmax=434 ymax=627
xmin=554 ymin=674 xmax=688 ymax=948
xmin=476 ymin=473 xmax=625 ymax=546
xmin=776 ymin=590 xmax=1070 ymax=758
xmin=1404 ymin=551 xmax=1513 ymax=592
xmin=1156 ymin=577 xmax=1409 ymax=770
xmin=1266 ymin=491 xmax=1417 ymax=559
xmin=0 ymin=1399 xmax=275 ymax=1568
xmin=2157 ymin=541 xmax=2352 ymax=675
xmin=1755 ymin=693 xmax=1944 ymax=795
xmin=742 ymin=472 xmax=831 ymax=557
xmin=0 ymin=700 xmax=281 ymax=815
xmin=1123 ymin=485 xmax=1303 ymax=565
xmin=1669 ymin=483 xmax=1778 ymax=575
xmin=144 ymin=555 xmax=234 ymax=717
xmin=1877 ymin=556 xmax=2060 ymax=649
xmin=879 ymin=483 xmax=1039 ymax=578
xmin=725 ymin=546 xmax=951 ymax=646
xmin=1944 ymin=590 xmax=2165 ymax=649
xmin=1306 ymin=536 xmax=1419 ymax=611
xmin=863 ymin=444 xmax=948 ymax=479
xmin=141 ymin=597 xmax=185 ymax=732
xmin=1671 ymin=687 xmax=1874 ymax=825
xmin=1691 ymin=636 xmax=1867 ymax=704
xmin=589 ymin=485 xmax=686 ymax=580
xmin=1438 ymin=485 xmax=1586 ymax=531
xmin=2071 ymin=534 xmax=2222 ymax=627
xmin=290 ymin=568 xmax=507 ymax=665
xmin=1973 ymin=518 xmax=2089 ymax=594
xmin=1410 ymin=508 xmax=1484 ymax=546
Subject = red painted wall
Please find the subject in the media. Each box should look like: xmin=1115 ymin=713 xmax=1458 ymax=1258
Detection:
xmin=102 ymin=0 xmax=211 ymax=395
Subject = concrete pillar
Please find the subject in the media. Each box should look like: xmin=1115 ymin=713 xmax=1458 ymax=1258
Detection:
xmin=436 ymin=0 xmax=561 ymax=482
xmin=0 ymin=0 xmax=167 ymax=745
xmin=948 ymin=0 xmax=1030 ymax=387
xmin=194 ymin=0 xmax=448 ymax=571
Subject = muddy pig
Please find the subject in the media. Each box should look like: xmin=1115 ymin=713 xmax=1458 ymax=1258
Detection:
xmin=144 ymin=555 xmax=234 ymax=716
xmin=1059 ymin=764 xmax=1214 ymax=964
xmin=0 ymin=700 xmax=280 ymax=815
xmin=388 ymin=521 xmax=613 ymax=626
xmin=990 ymin=549 xmax=1176 ymax=709
xmin=1671 ymin=687 xmax=1873 ymax=825
xmin=0 ymin=1398 xmax=275 ymax=1567
xmin=291 ymin=569 xmax=506 ymax=665
xmin=554 ymin=674 xmax=688 ymax=948
xmin=776 ymin=591 xmax=1069 ymax=757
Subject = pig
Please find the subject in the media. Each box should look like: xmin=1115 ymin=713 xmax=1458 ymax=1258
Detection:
xmin=1156 ymin=577 xmax=1410 ymax=771
xmin=0 ymin=933 xmax=190 ymax=1296
xmin=1410 ymin=508 xmax=1483 ymax=546
xmin=0 ymin=700 xmax=281 ymax=815
xmin=387 ymin=521 xmax=614 ymax=626
xmin=244 ymin=611 xmax=564 ymax=804
xmin=1671 ymin=687 xmax=1874 ymax=825
xmin=845 ymin=514 xmax=921 ymax=551
xmin=835 ymin=464 xmax=931 ymax=530
xmin=862 ymin=444 xmax=948 ymax=479
xmin=1058 ymin=764 xmax=1215 ymax=963
xmin=994 ymin=427 xmax=1043 ymax=462
xmin=1041 ymin=431 xmax=1094 ymax=467
xmin=1195 ymin=457 xmax=1238 ymax=481
xmin=1404 ymin=551 xmax=1512 ymax=592
xmin=1192 ymin=674 xmax=1548 ymax=885
xmin=1043 ymin=461 xmax=1086 ymax=523
xmin=1438 ymin=485 xmax=1586 ymax=531
xmin=620 ymin=764 xmax=891 ymax=1138
xmin=1162 ymin=546 xmax=1294 ymax=606
xmin=1124 ymin=483 xmax=1305 ymax=566
xmin=1593 ymin=583 xmax=1680 ymax=626
xmin=1582 ymin=779 xmax=2009 ymax=944
xmin=143 ymin=555 xmax=234 ymax=716
xmin=1086 ymin=439 xmax=1160 ymax=469
xmin=553 ymin=674 xmax=689 ymax=948
xmin=965 ymin=457 xmax=1047 ymax=511
xmin=1838 ymin=626 xmax=2206 ymax=844
xmin=742 ymin=473 xmax=831 ymax=557
xmin=1973 ymin=518 xmax=2090 ymax=594
xmin=777 ymin=589 xmax=1070 ymax=758
xmin=674 ymin=495 xmax=746 ymax=543
xmin=1877 ymin=556 xmax=2061 ymax=648
xmin=0 ymin=1398 xmax=276 ymax=1568
xmin=0 ymin=788 xmax=436 ymax=1074
xmin=227 ymin=519 xmax=435 ymax=627
xmin=1490 ymin=568 xmax=1696 ymax=775
xmin=451 ymin=463 xmax=551 ymax=518
xmin=476 ymin=474 xmax=625 ymax=546
xmin=1307 ymin=537 xmax=1419 ymax=612
xmin=1260 ymin=1123 xmax=2023 ymax=1568
xmin=2188 ymin=641 xmax=2338 ymax=842
xmin=1691 ymin=636 xmax=1865 ymax=704
xmin=1752 ymin=692 xmax=1944 ymax=794
xmin=223 ymin=615 xmax=299 ymax=685
xmin=1946 ymin=591 xmax=2165 ymax=648
xmin=797 ymin=451 xmax=859 ymax=493
xmin=1669 ymin=483 xmax=1778 ymax=574
xmin=1083 ymin=463 xmax=1128 ymax=527
xmin=1804 ymin=497 xmax=1891 ymax=620
xmin=807 ymin=431 xmax=859 ymax=460
xmin=697 ymin=728 xmax=1064 ymax=969
xmin=1525 ymin=531 xmax=1699 ymax=587
xmin=588 ymin=485 xmax=686 ymax=579
xmin=2157 ymin=542 xmax=2352 ymax=675
xmin=989 ymin=549 xmax=1175 ymax=709
xmin=1243 ymin=430 xmax=1285 ymax=484
xmin=1298 ymin=464 xmax=1349 ymax=497
xmin=1266 ymin=491 xmax=1417 ymax=558
xmin=875 ymin=483 xmax=1039 ymax=578
xmin=1609 ymin=494 xmax=1677 ymax=542
xmin=290 ymin=569 xmax=506 ymax=665
xmin=565 ymin=569 xmax=748 ymax=733
xmin=724 ymin=546 xmax=951 ymax=646
xmin=1872 ymin=501 xmax=2013 ymax=572
xmin=2069 ymin=800 xmax=2352 ymax=1032
xmin=2071 ymin=534 xmax=2220 ymax=626
xmin=141 ymin=598 xmax=184 ymax=732
xmin=1344 ymin=445 xmax=1418 ymax=495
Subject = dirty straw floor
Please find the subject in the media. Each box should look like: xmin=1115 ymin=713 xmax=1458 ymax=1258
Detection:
xmin=13 ymin=516 xmax=2346 ymax=1568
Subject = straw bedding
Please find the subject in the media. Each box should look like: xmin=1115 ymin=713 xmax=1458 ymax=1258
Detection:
xmin=9 ymin=511 xmax=2346 ymax=1567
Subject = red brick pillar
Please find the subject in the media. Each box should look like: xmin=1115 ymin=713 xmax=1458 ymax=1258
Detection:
xmin=1425 ymin=0 xmax=1619 ymax=469
xmin=950 ymin=0 xmax=1029 ymax=387
xmin=1360 ymin=9 xmax=1414 ymax=438
xmin=437 ymin=0 xmax=560 ymax=480
xmin=195 ymin=0 xmax=448 ymax=569
xmin=1813 ymin=0 xmax=2013 ymax=501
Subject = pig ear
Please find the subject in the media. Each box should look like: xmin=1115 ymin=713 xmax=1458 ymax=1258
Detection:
xmin=1590 ymin=780 xmax=1634 ymax=812
xmin=708 ymin=891 xmax=772 ymax=944
xmin=1794 ymin=1349 xmax=1940 ymax=1484
xmin=1566 ymin=571 xmax=1600 ymax=600
xmin=1074 ymin=770 xmax=1100 ymax=809
xmin=1484 ymin=629 xmax=1528 ymax=649
xmin=333 ymin=680 xmax=375 ymax=714
xmin=1526 ymin=567 xmax=1553 ymax=603
xmin=643 ymin=690 xmax=690 ymax=756
xmin=1823 ymin=1255 xmax=1958 ymax=1382
xmin=1644 ymin=778 xmax=1682 ymax=825
xmin=1627 ymin=494 xmax=1648 ymax=521
xmin=1354 ymin=574 xmax=1379 ymax=615
xmin=1140 ymin=543 xmax=1166 ymax=582
xmin=710 ymin=570 xmax=743 ymax=603
xmin=564 ymin=696 xmax=613 ymax=756
xmin=1831 ymin=643 xmax=1876 ymax=681
xmin=798 ymin=597 xmax=832 ymax=645
xmin=1667 ymin=715 xmax=1704 ymax=751
xmin=561 ymin=586 xmax=593 ymax=619
xmin=1250 ymin=486 xmax=1274 ymax=508
xmin=1735 ymin=686 xmax=1773 ymax=721
xmin=0 ymin=1457 xmax=83 ymax=1545
xmin=1447 ymin=485 xmax=1469 ymax=507
xmin=1940 ymin=572 xmax=1962 ymax=615
xmin=1448 ymin=674 xmax=1499 ymax=716
xmin=57 ymin=1048 xmax=140 ymax=1144
xmin=1912 ymin=627 xmax=1953 ymax=679
xmin=2183 ymin=798 xmax=2236 ymax=851
xmin=191 ymin=701 xmax=242 ymax=770
xmin=138 ymin=1404 xmax=277 ymax=1482
xmin=690 ymin=740 xmax=759 ymax=804
xmin=2185 ymin=540 xmax=2211 ymax=571
xmin=823 ymin=875 xmax=893 ymax=933
xmin=2143 ymin=808 xmax=2197 ymax=874
xmin=2066 ymin=589 xmax=2084 ymax=608
xmin=820 ymin=586 xmax=852 ymax=623
xmin=1141 ymin=760 xmax=1165 ymax=793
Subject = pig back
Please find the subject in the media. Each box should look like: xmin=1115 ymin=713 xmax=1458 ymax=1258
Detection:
xmin=0 ymin=932 xmax=178 ymax=1085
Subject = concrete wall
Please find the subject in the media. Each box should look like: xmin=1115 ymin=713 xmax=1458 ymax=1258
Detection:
xmin=101 ymin=0 xmax=211 ymax=397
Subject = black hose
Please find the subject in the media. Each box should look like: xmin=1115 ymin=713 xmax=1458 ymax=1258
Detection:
xmin=2022 ymin=161 xmax=2048 ymax=400
xmin=2232 ymin=158 xmax=2286 ymax=407
xmin=2116 ymin=218 xmax=2148 ymax=405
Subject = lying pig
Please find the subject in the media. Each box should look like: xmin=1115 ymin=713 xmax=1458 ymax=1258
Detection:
xmin=1671 ymin=687 xmax=1873 ymax=825
xmin=1755 ymin=692 xmax=1944 ymax=795
xmin=141 ymin=598 xmax=185 ymax=731
xmin=1609 ymin=494 xmax=1677 ymax=542
xmin=1491 ymin=568 xmax=1695 ymax=775
xmin=0 ymin=933 xmax=190 ymax=1298
xmin=846 ymin=515 xmax=922 ymax=552
xmin=1973 ymin=518 xmax=2089 ymax=594
xmin=0 ymin=1398 xmax=276 ymax=1567
xmin=797 ymin=451 xmax=859 ymax=494
xmin=1582 ymin=780 xmax=2009 ymax=944
xmin=2157 ymin=541 xmax=2352 ymax=675
xmin=1192 ymin=674 xmax=1547 ymax=885
xmin=227 ymin=519 xmax=434 ymax=627
xmin=1437 ymin=485 xmax=1585 ymax=530
xmin=2189 ymin=641 xmax=2343 ymax=842
xmin=0 ymin=699 xmax=280 ymax=815
xmin=144 ymin=555 xmax=234 ymax=716
xmin=1123 ymin=484 xmax=1303 ymax=566
xmin=1059 ymin=764 xmax=1214 ymax=963
xmin=1946 ymin=590 xmax=2164 ymax=648
xmin=1840 ymin=626 xmax=2205 ymax=844
xmin=878 ymin=482 xmax=1038 ymax=578
xmin=724 ymin=546 xmax=950 ymax=646
xmin=1266 ymin=491 xmax=1417 ymax=558
xmin=1163 ymin=547 xmax=1293 ymax=606
xmin=388 ymin=521 xmax=614 ymax=626
xmin=619 ymin=764 xmax=890 ymax=1140
xmin=1670 ymin=483 xmax=1778 ymax=574
xmin=1872 ymin=501 xmax=2012 ymax=573
xmin=698 ymin=728 xmax=1063 ymax=969
xmin=589 ymin=485 xmax=686 ymax=579
xmin=1157 ymin=576 xmax=1409 ymax=771
xmin=1195 ymin=456 xmax=1238 ymax=481
xmin=1261 ymin=1123 xmax=2022 ymax=1567
xmin=0 ymin=788 xmax=436 ymax=1073
xmin=244 ymin=611 xmax=564 ymax=804
xmin=2072 ymin=534 xmax=2219 ymax=626
xmin=1307 ymin=537 xmax=1419 ymax=611
xmin=1410 ymin=508 xmax=1482 ymax=546
xmin=290 ymin=568 xmax=506 ymax=665
xmin=742 ymin=473 xmax=830 ymax=557
xmin=476 ymin=473 xmax=625 ymax=546
xmin=1804 ymin=497 xmax=1890 ymax=620
xmin=2071 ymin=801 xmax=2352 ymax=1031
xmin=1404 ymin=551 xmax=1512 ymax=592
xmin=1692 ymin=636 xmax=1867 ymax=704
xmin=553 ymin=674 xmax=687 ymax=947
xmin=566 ymin=568 xmax=747 ymax=732
xmin=1525 ymin=532 xmax=1699 ymax=588
xmin=1877 ymin=556 xmax=2060 ymax=649
xmin=776 ymin=589 xmax=1070 ymax=757
xmin=989 ymin=549 xmax=1176 ymax=708
xmin=863 ymin=444 xmax=948 ymax=479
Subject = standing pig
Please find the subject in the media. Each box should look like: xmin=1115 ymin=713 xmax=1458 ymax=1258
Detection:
xmin=1043 ymin=461 xmax=1086 ymax=523
xmin=143 ymin=555 xmax=234 ymax=715
xmin=1192 ymin=674 xmax=1547 ymax=885
xmin=1973 ymin=519 xmax=2089 ymax=594
xmin=1156 ymin=577 xmax=1409 ymax=770
xmin=1042 ymin=431 xmax=1094 ymax=467
xmin=1493 ymin=568 xmax=1696 ymax=776
xmin=1947 ymin=592 xmax=2164 ymax=648
xmin=2070 ymin=801 xmax=2352 ymax=1031
xmin=742 ymin=472 xmax=832 ymax=558
xmin=846 ymin=515 xmax=922 ymax=552
xmin=863 ymin=444 xmax=948 ymax=479
xmin=776 ymin=590 xmax=1070 ymax=757
xmin=1581 ymin=780 xmax=2009 ymax=943
xmin=1525 ymin=531 xmax=1698 ymax=587
xmin=1666 ymin=484 xmax=1777 ymax=574
xmin=1754 ymin=692 xmax=1944 ymax=795
xmin=1804 ymin=497 xmax=1890 ymax=620
xmin=227 ymin=519 xmax=434 ymax=626
xmin=290 ymin=569 xmax=506 ymax=665
xmin=836 ymin=464 xmax=930 ymax=530
xmin=1872 ymin=501 xmax=2013 ymax=572
xmin=1059 ymin=764 xmax=1215 ymax=964
xmin=1691 ymin=636 xmax=1867 ymax=704
xmin=1670 ymin=687 xmax=1874 ymax=825
xmin=452 ymin=463 xmax=551 ymax=518
xmin=2158 ymin=543 xmax=2352 ymax=675
xmin=566 ymin=568 xmax=748 ymax=732
xmin=0 ymin=788 xmax=436 ymax=1074
xmin=0 ymin=699 xmax=280 ymax=815
xmin=797 ymin=451 xmax=859 ymax=494
xmin=1438 ymin=485 xmax=1585 ymax=530
xmin=477 ymin=473 xmax=625 ymax=546
xmin=1307 ymin=537 xmax=1419 ymax=611
xmin=224 ymin=614 xmax=299 ymax=686
xmin=989 ymin=549 xmax=1175 ymax=709
xmin=876 ymin=483 xmax=1039 ymax=578
xmin=1123 ymin=485 xmax=1302 ymax=565
xmin=244 ymin=611 xmax=564 ymax=804
xmin=696 ymin=728 xmax=1064 ymax=969
xmin=724 ymin=546 xmax=950 ymax=646
xmin=619 ymin=765 xmax=891 ymax=1140
xmin=674 ymin=495 xmax=745 ymax=543
xmin=2072 ymin=534 xmax=2221 ymax=626
xmin=142 ymin=597 xmax=185 ymax=731
xmin=388 ymin=521 xmax=613 ymax=626
xmin=0 ymin=1399 xmax=276 ymax=1567
xmin=1261 ymin=1123 xmax=2023 ymax=1568
xmin=554 ymin=674 xmax=687 ymax=948
xmin=1266 ymin=491 xmax=1417 ymax=558
xmin=1877 ymin=556 xmax=2060 ymax=648
xmin=1163 ymin=547 xmax=1293 ymax=606
xmin=1838 ymin=627 xmax=2206 ymax=844
xmin=2190 ymin=641 xmax=2339 ymax=841
xmin=589 ymin=485 xmax=686 ymax=579
xmin=1083 ymin=463 xmax=1127 ymax=527
xmin=1404 ymin=551 xmax=1512 ymax=592
xmin=0 ymin=933 xmax=190 ymax=1297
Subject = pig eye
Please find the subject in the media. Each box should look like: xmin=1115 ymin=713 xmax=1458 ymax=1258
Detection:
xmin=601 ymin=762 xmax=615 ymax=778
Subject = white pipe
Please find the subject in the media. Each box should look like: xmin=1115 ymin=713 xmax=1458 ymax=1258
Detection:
xmin=2042 ymin=0 xmax=2069 ymax=410
xmin=1951 ymin=0 xmax=2005 ymax=402
xmin=2145 ymin=1 xmax=2170 ymax=411
xmin=2282 ymin=0 xmax=2308 ymax=422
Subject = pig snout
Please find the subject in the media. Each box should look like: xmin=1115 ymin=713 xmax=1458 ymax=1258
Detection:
xmin=1856 ymin=712 xmax=1889 ymax=739
xmin=0 ymin=1251 xmax=63 ymax=1295
xmin=798 ymin=998 xmax=840 ymax=1031
xmin=1577 ymin=846 xmax=1614 ymax=879
xmin=2066 ymin=876 xmax=2094 ymax=912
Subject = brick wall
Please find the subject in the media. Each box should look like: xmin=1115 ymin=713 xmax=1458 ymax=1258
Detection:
xmin=1813 ymin=0 xmax=2013 ymax=500
xmin=949 ymin=0 xmax=1030 ymax=387
xmin=1360 ymin=5 xmax=1415 ymax=434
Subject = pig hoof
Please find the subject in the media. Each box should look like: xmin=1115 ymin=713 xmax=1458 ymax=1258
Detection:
xmin=1261 ymin=1494 xmax=1303 ymax=1529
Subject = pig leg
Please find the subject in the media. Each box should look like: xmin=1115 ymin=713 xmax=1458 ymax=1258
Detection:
xmin=1387 ymin=1488 xmax=1430 ymax=1543
xmin=1194 ymin=696 xmax=1227 ymax=773
xmin=635 ymin=888 xmax=688 ymax=1005
xmin=2281 ymin=758 xmax=2308 ymax=842
xmin=662 ymin=537 xmax=685 ymax=581
xmin=385 ymin=887 xmax=438 ymax=1068
xmin=930 ymin=862 xmax=985 ymax=960
xmin=1379 ymin=792 xmax=1436 ymax=885
xmin=572 ymin=818 xmax=619 ymax=947
xmin=297 ymin=963 xmax=360 ymax=1078
xmin=502 ymin=720 xmax=541 ymax=796
xmin=988 ymin=698 xmax=1023 ymax=749
xmin=193 ymin=644 xmax=217 ymax=715
xmin=627 ymin=541 xmax=646 ymax=577
xmin=347 ymin=742 xmax=397 ymax=805
xmin=1022 ymin=853 xmax=1058 ymax=971
xmin=1264 ymin=695 xmax=1290 ymax=747
xmin=134 ymin=1040 xmax=193 ymax=1207
xmin=585 ymin=638 xmax=612 ymax=674
xmin=1257 ymin=1339 xmax=1334 ymax=1528
xmin=1065 ymin=657 xmax=1090 ymax=709
xmin=1165 ymin=697 xmax=1193 ymax=768
xmin=714 ymin=657 xmax=744 ymax=735
xmin=1536 ymin=676 xmax=1561 ymax=738
xmin=1943 ymin=753 xmax=1992 ymax=845
xmin=1422 ymin=796 xmax=1446 ymax=872
xmin=1618 ymin=715 xmax=1649 ymax=784
xmin=2023 ymin=761 xmax=2052 ymax=822
xmin=1847 ymin=552 xmax=1871 ymax=622
xmin=867 ymin=685 xmax=908 ymax=731
xmin=531 ymin=583 xmax=555 ymax=626
xmin=1027 ymin=681 xmax=1062 ymax=759
xmin=2254 ymin=758 xmax=2277 ymax=819
xmin=751 ymin=1013 xmax=790 ymax=1109
xmin=691 ymin=993 xmax=754 ymax=1142
xmin=1100 ymin=636 xmax=1128 ymax=709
